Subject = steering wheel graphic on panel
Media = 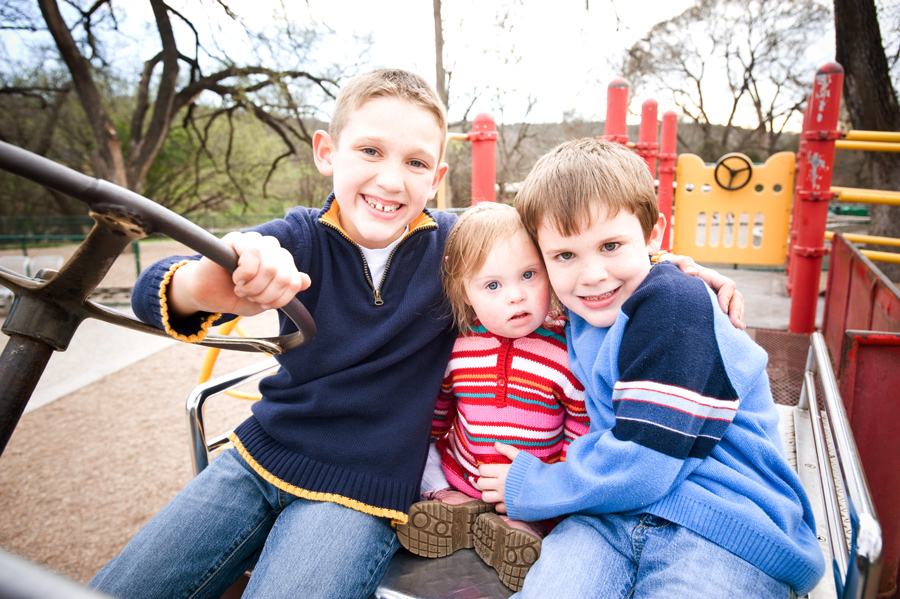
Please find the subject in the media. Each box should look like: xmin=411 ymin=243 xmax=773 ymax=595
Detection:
xmin=713 ymin=153 xmax=754 ymax=191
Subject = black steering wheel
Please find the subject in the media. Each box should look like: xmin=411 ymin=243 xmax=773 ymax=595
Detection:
xmin=0 ymin=140 xmax=317 ymax=455
xmin=713 ymin=153 xmax=753 ymax=191
xmin=0 ymin=140 xmax=315 ymax=354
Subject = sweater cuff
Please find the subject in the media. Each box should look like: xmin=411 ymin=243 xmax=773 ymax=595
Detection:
xmin=158 ymin=260 xmax=222 ymax=343
xmin=504 ymin=450 xmax=538 ymax=522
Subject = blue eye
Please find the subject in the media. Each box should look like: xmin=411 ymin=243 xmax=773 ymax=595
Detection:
xmin=363 ymin=148 xmax=377 ymax=156
xmin=523 ymin=270 xmax=535 ymax=280
xmin=486 ymin=282 xmax=499 ymax=291
xmin=602 ymin=242 xmax=620 ymax=252
xmin=409 ymin=159 xmax=427 ymax=168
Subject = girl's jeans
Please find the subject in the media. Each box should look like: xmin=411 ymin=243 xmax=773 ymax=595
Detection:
xmin=512 ymin=513 xmax=793 ymax=599
xmin=89 ymin=448 xmax=399 ymax=599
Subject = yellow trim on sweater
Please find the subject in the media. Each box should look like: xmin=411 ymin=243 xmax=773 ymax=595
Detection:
xmin=227 ymin=432 xmax=409 ymax=525
xmin=159 ymin=260 xmax=222 ymax=343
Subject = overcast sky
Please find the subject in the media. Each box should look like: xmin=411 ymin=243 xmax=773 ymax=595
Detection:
xmin=297 ymin=0 xmax=702 ymax=123
xmin=119 ymin=0 xmax=835 ymax=128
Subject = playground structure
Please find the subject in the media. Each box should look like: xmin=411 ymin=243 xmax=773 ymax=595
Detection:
xmin=424 ymin=62 xmax=900 ymax=597
xmin=0 ymin=62 xmax=899 ymax=599
xmin=442 ymin=64 xmax=900 ymax=333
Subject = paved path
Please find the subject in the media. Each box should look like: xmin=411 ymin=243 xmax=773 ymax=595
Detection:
xmin=0 ymin=312 xmax=177 ymax=414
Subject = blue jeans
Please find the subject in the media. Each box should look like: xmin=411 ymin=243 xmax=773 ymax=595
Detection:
xmin=513 ymin=513 xmax=793 ymax=599
xmin=89 ymin=448 xmax=399 ymax=599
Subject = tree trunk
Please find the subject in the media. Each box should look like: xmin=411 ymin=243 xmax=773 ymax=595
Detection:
xmin=433 ymin=0 xmax=447 ymax=108
xmin=37 ymin=0 xmax=127 ymax=188
xmin=433 ymin=0 xmax=453 ymax=208
xmin=834 ymin=0 xmax=900 ymax=281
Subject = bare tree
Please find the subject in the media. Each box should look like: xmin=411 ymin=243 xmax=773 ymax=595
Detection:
xmin=1 ymin=0 xmax=343 ymax=205
xmin=433 ymin=0 xmax=447 ymax=108
xmin=835 ymin=0 xmax=900 ymax=280
xmin=620 ymin=0 xmax=830 ymax=160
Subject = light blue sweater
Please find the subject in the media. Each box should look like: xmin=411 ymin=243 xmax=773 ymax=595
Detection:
xmin=502 ymin=263 xmax=825 ymax=595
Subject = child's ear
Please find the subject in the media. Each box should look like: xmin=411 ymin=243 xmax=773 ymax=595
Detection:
xmin=647 ymin=213 xmax=667 ymax=252
xmin=313 ymin=130 xmax=335 ymax=176
xmin=428 ymin=162 xmax=450 ymax=199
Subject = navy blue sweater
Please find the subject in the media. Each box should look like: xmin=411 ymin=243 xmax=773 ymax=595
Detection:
xmin=132 ymin=197 xmax=458 ymax=522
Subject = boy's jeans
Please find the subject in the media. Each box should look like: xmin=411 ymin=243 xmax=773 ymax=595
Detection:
xmin=89 ymin=448 xmax=399 ymax=599
xmin=512 ymin=513 xmax=793 ymax=599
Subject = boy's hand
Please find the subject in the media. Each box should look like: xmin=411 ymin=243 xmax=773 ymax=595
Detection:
xmin=478 ymin=442 xmax=521 ymax=514
xmin=169 ymin=231 xmax=311 ymax=318
xmin=663 ymin=254 xmax=745 ymax=330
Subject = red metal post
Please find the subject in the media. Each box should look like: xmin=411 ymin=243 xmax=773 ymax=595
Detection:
xmin=787 ymin=89 xmax=816 ymax=295
xmin=602 ymin=78 xmax=630 ymax=145
xmin=657 ymin=111 xmax=678 ymax=251
xmin=470 ymin=113 xmax=498 ymax=204
xmin=637 ymin=99 xmax=659 ymax=176
xmin=789 ymin=63 xmax=844 ymax=334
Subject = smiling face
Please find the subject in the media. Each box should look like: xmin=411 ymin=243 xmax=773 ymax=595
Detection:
xmin=463 ymin=230 xmax=551 ymax=339
xmin=537 ymin=206 xmax=664 ymax=328
xmin=313 ymin=97 xmax=448 ymax=249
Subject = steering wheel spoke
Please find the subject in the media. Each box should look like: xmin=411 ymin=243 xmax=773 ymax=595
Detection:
xmin=0 ymin=140 xmax=316 ymax=355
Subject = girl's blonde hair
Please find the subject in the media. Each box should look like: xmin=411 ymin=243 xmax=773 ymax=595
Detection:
xmin=443 ymin=203 xmax=529 ymax=333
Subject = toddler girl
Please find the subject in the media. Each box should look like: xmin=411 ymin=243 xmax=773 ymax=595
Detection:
xmin=395 ymin=202 xmax=589 ymax=591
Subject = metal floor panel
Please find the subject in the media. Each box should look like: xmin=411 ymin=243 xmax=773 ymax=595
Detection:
xmin=749 ymin=328 xmax=810 ymax=406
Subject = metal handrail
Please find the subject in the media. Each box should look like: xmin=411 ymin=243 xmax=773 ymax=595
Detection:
xmin=799 ymin=332 xmax=882 ymax=599
xmin=185 ymin=356 xmax=279 ymax=475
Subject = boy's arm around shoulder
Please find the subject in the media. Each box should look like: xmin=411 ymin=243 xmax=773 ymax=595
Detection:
xmin=662 ymin=253 xmax=745 ymax=329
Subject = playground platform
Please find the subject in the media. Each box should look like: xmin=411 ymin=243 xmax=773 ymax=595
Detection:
xmin=0 ymin=263 xmax=827 ymax=590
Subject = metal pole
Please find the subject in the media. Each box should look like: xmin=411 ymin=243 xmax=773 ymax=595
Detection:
xmin=602 ymin=78 xmax=630 ymax=145
xmin=0 ymin=335 xmax=54 ymax=456
xmin=658 ymin=111 xmax=678 ymax=251
xmin=637 ymin=99 xmax=659 ymax=176
xmin=470 ymin=113 xmax=497 ymax=204
xmin=789 ymin=63 xmax=844 ymax=333
xmin=787 ymin=88 xmax=816 ymax=295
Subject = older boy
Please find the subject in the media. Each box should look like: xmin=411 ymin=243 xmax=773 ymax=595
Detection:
xmin=479 ymin=139 xmax=825 ymax=598
xmin=90 ymin=69 xmax=456 ymax=599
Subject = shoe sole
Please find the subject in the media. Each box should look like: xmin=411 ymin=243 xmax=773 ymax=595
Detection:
xmin=396 ymin=499 xmax=492 ymax=558
xmin=473 ymin=513 xmax=541 ymax=592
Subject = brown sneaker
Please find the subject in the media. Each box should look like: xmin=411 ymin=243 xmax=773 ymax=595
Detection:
xmin=395 ymin=489 xmax=492 ymax=558
xmin=472 ymin=513 xmax=543 ymax=592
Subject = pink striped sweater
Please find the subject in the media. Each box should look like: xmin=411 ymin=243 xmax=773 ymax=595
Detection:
xmin=432 ymin=318 xmax=589 ymax=499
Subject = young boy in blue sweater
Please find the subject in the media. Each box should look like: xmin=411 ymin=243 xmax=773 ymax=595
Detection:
xmin=90 ymin=70 xmax=744 ymax=599
xmin=478 ymin=138 xmax=825 ymax=598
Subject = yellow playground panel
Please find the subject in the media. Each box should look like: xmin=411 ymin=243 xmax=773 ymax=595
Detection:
xmin=672 ymin=152 xmax=795 ymax=266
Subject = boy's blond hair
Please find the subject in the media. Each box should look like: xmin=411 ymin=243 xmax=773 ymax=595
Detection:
xmin=443 ymin=203 xmax=530 ymax=333
xmin=515 ymin=138 xmax=659 ymax=242
xmin=330 ymin=69 xmax=448 ymax=153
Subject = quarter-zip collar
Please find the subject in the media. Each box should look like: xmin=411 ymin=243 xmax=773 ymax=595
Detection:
xmin=318 ymin=194 xmax=438 ymax=305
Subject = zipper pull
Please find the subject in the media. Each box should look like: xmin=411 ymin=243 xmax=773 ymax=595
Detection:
xmin=373 ymin=289 xmax=384 ymax=306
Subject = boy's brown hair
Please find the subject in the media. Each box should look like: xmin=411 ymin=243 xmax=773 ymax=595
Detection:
xmin=515 ymin=138 xmax=659 ymax=242
xmin=330 ymin=69 xmax=448 ymax=154
xmin=443 ymin=203 xmax=532 ymax=333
